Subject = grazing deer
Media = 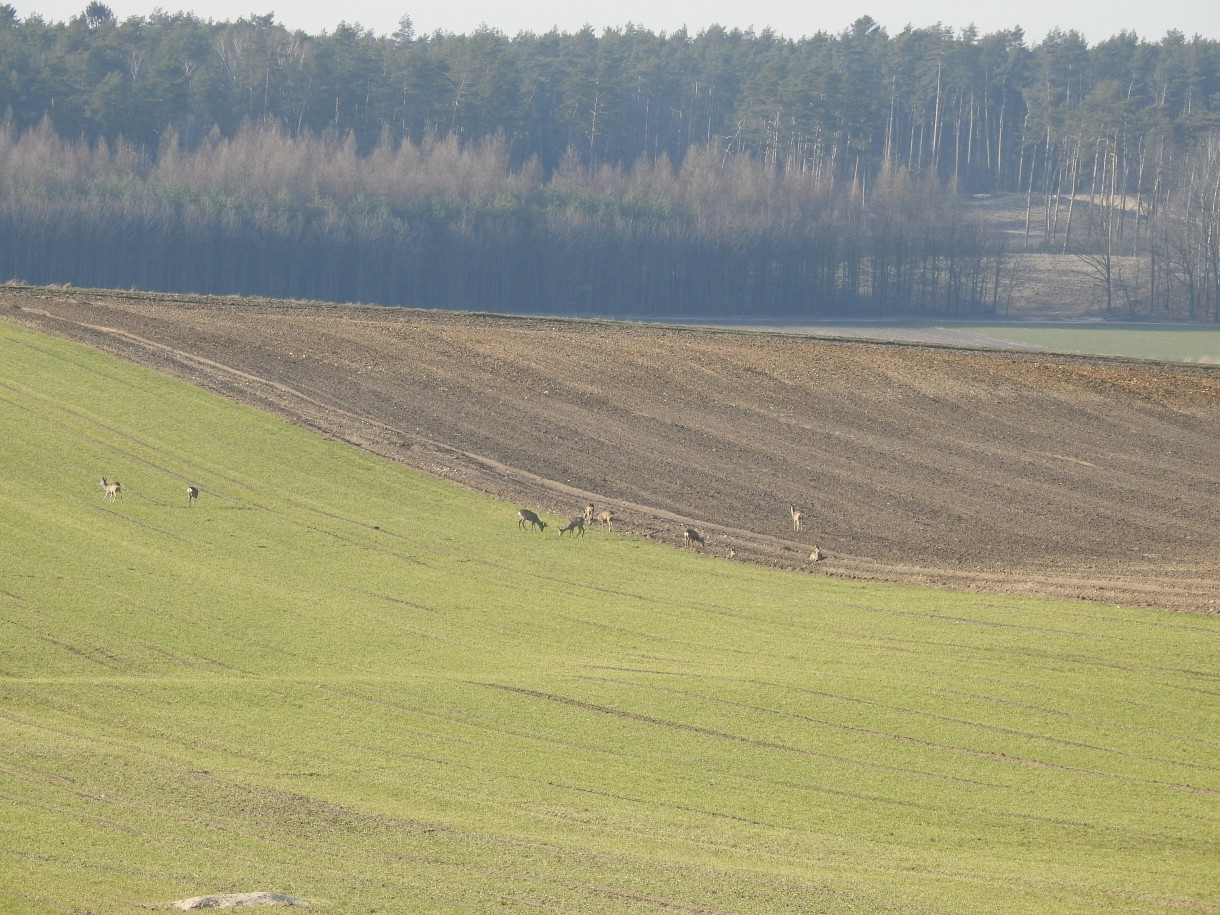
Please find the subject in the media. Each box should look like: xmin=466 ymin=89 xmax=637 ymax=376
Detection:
xmin=594 ymin=509 xmax=615 ymax=531
xmin=517 ymin=509 xmax=547 ymax=532
xmin=790 ymin=503 xmax=803 ymax=532
xmin=558 ymin=516 xmax=586 ymax=537
xmin=683 ymin=528 xmax=705 ymax=548
xmin=582 ymin=503 xmax=596 ymax=523
xmin=186 ymin=485 xmax=199 ymax=506
xmin=99 ymin=477 xmax=122 ymax=502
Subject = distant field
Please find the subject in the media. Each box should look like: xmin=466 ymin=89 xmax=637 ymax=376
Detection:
xmin=956 ymin=323 xmax=1220 ymax=363
xmin=689 ymin=318 xmax=1220 ymax=363
xmin=1 ymin=321 xmax=1218 ymax=914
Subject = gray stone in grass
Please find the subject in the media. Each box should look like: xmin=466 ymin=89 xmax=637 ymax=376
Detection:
xmin=170 ymin=893 xmax=311 ymax=910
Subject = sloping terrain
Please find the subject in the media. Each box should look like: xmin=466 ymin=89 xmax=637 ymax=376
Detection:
xmin=5 ymin=319 xmax=1217 ymax=915
xmin=3 ymin=285 xmax=1217 ymax=613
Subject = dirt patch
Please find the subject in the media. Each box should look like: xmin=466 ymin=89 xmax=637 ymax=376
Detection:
xmin=4 ymin=286 xmax=1218 ymax=614
xmin=170 ymin=893 xmax=311 ymax=909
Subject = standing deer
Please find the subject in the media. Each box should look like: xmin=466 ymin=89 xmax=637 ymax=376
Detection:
xmin=517 ymin=509 xmax=547 ymax=532
xmin=186 ymin=485 xmax=200 ymax=506
xmin=683 ymin=528 xmax=705 ymax=548
xmin=99 ymin=477 xmax=122 ymax=502
xmin=790 ymin=503 xmax=803 ymax=532
xmin=594 ymin=510 xmax=615 ymax=531
xmin=558 ymin=516 xmax=586 ymax=538
xmin=582 ymin=503 xmax=596 ymax=523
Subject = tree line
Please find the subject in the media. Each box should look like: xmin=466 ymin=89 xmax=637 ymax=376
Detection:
xmin=4 ymin=6 xmax=1218 ymax=188
xmin=0 ymin=118 xmax=1011 ymax=316
xmin=0 ymin=5 xmax=1217 ymax=319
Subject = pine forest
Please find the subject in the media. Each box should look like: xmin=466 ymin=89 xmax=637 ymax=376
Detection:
xmin=1 ymin=4 xmax=1218 ymax=320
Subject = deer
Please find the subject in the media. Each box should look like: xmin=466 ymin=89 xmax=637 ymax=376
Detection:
xmin=582 ymin=503 xmax=596 ymax=523
xmin=558 ymin=516 xmax=586 ymax=537
xmin=809 ymin=547 xmax=825 ymax=562
xmin=99 ymin=477 xmax=122 ymax=502
xmin=683 ymin=528 xmax=705 ymax=548
xmin=790 ymin=503 xmax=803 ymax=532
xmin=594 ymin=509 xmax=615 ymax=531
xmin=186 ymin=485 xmax=200 ymax=506
xmin=517 ymin=509 xmax=547 ymax=532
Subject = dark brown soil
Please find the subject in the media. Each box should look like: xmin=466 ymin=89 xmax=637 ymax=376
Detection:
xmin=4 ymin=285 xmax=1218 ymax=614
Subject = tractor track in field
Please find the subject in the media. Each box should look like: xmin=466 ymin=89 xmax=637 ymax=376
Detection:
xmin=477 ymin=682 xmax=999 ymax=785
xmin=3 ymin=286 xmax=1219 ymax=614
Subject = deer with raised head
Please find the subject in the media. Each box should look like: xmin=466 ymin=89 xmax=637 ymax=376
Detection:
xmin=809 ymin=547 xmax=825 ymax=562
xmin=683 ymin=528 xmax=705 ymax=548
xmin=558 ymin=516 xmax=586 ymax=537
xmin=187 ymin=485 xmax=199 ymax=506
xmin=582 ymin=503 xmax=596 ymax=523
xmin=517 ymin=509 xmax=547 ymax=532
xmin=790 ymin=503 xmax=803 ymax=532
xmin=99 ymin=477 xmax=122 ymax=502
xmin=595 ymin=509 xmax=615 ymax=531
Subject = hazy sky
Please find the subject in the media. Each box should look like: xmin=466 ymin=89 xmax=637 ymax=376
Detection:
xmin=11 ymin=0 xmax=1220 ymax=44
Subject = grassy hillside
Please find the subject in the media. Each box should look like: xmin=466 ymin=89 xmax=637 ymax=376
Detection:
xmin=0 ymin=320 xmax=1217 ymax=914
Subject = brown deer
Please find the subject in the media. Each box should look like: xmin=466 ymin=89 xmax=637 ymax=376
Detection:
xmin=99 ymin=477 xmax=122 ymax=502
xmin=683 ymin=528 xmax=705 ymax=548
xmin=558 ymin=516 xmax=586 ymax=537
xmin=809 ymin=547 xmax=825 ymax=562
xmin=517 ymin=509 xmax=547 ymax=532
xmin=582 ymin=503 xmax=596 ymax=523
xmin=187 ymin=485 xmax=200 ymax=506
xmin=790 ymin=504 xmax=803 ymax=532
xmin=594 ymin=510 xmax=615 ymax=531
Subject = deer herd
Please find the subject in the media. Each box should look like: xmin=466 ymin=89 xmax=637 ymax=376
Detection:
xmin=517 ymin=500 xmax=825 ymax=561
xmin=97 ymin=475 xmax=823 ymax=562
xmin=99 ymin=476 xmax=200 ymax=507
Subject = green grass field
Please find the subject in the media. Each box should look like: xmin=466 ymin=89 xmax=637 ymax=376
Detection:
xmin=957 ymin=322 xmax=1220 ymax=363
xmin=1 ymin=320 xmax=1217 ymax=914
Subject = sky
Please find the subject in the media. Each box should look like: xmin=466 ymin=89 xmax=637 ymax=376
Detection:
xmin=10 ymin=0 xmax=1220 ymax=44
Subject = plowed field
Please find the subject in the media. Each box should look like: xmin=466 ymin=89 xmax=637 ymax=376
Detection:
xmin=5 ymin=286 xmax=1217 ymax=613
